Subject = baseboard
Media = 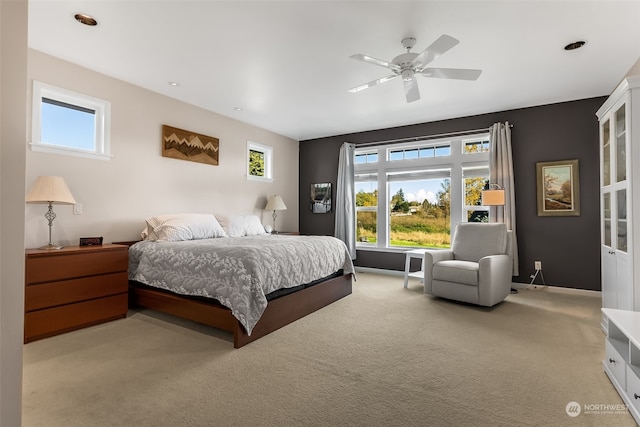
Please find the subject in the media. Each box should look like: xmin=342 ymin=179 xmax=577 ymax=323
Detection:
xmin=523 ymin=284 xmax=601 ymax=297
xmin=355 ymin=266 xmax=404 ymax=276
xmin=355 ymin=266 xmax=601 ymax=296
xmin=513 ymin=281 xmax=601 ymax=296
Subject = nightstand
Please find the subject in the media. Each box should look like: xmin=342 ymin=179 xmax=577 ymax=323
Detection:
xmin=24 ymin=244 xmax=129 ymax=343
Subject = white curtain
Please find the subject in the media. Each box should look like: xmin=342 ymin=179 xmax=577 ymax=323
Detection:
xmin=335 ymin=142 xmax=356 ymax=259
xmin=489 ymin=122 xmax=519 ymax=276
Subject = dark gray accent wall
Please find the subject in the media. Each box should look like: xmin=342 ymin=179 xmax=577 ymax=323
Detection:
xmin=299 ymin=97 xmax=606 ymax=291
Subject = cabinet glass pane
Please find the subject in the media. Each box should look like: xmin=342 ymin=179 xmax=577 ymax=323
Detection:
xmin=617 ymin=189 xmax=627 ymax=252
xmin=604 ymin=193 xmax=611 ymax=247
xmin=616 ymin=105 xmax=626 ymax=183
xmin=603 ymin=120 xmax=610 ymax=186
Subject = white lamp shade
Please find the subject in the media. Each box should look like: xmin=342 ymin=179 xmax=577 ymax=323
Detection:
xmin=26 ymin=176 xmax=76 ymax=205
xmin=481 ymin=189 xmax=505 ymax=206
xmin=265 ymin=195 xmax=287 ymax=211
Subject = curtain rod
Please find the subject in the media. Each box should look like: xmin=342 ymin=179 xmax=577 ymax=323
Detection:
xmin=354 ymin=123 xmax=514 ymax=149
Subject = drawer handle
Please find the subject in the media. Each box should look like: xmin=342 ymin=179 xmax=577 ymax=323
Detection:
xmin=610 ymin=358 xmax=616 ymax=364
xmin=635 ymin=393 xmax=640 ymax=400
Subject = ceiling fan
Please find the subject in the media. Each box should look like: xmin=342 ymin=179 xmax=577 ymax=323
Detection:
xmin=348 ymin=35 xmax=482 ymax=103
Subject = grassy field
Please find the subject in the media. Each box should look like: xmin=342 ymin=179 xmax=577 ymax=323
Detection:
xmin=357 ymin=212 xmax=451 ymax=248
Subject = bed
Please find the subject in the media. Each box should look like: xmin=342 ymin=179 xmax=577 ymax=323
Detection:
xmin=125 ymin=213 xmax=354 ymax=348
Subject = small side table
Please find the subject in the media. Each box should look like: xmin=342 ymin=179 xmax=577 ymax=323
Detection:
xmin=404 ymin=249 xmax=426 ymax=288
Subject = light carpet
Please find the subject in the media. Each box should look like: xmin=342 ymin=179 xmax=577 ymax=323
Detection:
xmin=23 ymin=272 xmax=635 ymax=426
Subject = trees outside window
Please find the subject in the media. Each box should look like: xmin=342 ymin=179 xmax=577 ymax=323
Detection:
xmin=247 ymin=141 xmax=273 ymax=182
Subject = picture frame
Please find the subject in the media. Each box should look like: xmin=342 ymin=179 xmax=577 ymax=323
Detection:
xmin=310 ymin=183 xmax=332 ymax=213
xmin=536 ymin=159 xmax=580 ymax=216
xmin=162 ymin=124 xmax=219 ymax=166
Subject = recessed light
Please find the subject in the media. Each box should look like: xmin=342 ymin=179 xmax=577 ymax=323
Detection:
xmin=234 ymin=107 xmax=243 ymax=112
xmin=74 ymin=13 xmax=98 ymax=26
xmin=564 ymin=40 xmax=586 ymax=51
xmin=168 ymin=81 xmax=180 ymax=87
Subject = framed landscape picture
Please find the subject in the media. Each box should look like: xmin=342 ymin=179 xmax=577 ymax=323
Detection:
xmin=162 ymin=125 xmax=219 ymax=166
xmin=536 ymin=159 xmax=580 ymax=216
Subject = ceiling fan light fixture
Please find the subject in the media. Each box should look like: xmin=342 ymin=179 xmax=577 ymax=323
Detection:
xmin=401 ymin=69 xmax=414 ymax=81
xmin=74 ymin=13 xmax=98 ymax=26
xmin=564 ymin=40 xmax=586 ymax=51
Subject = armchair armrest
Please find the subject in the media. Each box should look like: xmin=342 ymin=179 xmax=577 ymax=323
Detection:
xmin=477 ymin=254 xmax=512 ymax=306
xmin=423 ymin=249 xmax=454 ymax=294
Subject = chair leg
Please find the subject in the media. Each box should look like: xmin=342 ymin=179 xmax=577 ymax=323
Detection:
xmin=403 ymin=253 xmax=411 ymax=288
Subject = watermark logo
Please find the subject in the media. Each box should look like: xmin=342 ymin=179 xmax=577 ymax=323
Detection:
xmin=565 ymin=401 xmax=629 ymax=417
xmin=565 ymin=401 xmax=581 ymax=417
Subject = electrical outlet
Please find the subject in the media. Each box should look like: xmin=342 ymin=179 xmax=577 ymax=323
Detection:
xmin=534 ymin=260 xmax=542 ymax=270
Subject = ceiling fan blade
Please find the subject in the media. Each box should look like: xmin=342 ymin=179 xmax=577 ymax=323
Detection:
xmin=420 ymin=67 xmax=482 ymax=80
xmin=348 ymin=74 xmax=398 ymax=93
xmin=350 ymin=54 xmax=401 ymax=72
xmin=413 ymin=34 xmax=459 ymax=68
xmin=403 ymin=77 xmax=420 ymax=103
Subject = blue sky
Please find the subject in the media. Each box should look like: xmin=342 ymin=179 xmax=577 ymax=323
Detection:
xmin=356 ymin=179 xmax=447 ymax=205
xmin=41 ymin=102 xmax=95 ymax=150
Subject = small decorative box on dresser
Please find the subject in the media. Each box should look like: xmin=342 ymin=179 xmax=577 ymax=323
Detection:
xmin=24 ymin=244 xmax=129 ymax=343
xmin=602 ymin=308 xmax=640 ymax=424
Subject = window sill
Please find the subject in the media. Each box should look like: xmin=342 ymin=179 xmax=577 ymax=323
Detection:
xmin=356 ymin=245 xmax=449 ymax=253
xmin=30 ymin=143 xmax=111 ymax=161
xmin=246 ymin=175 xmax=273 ymax=183
xmin=356 ymin=246 xmax=414 ymax=254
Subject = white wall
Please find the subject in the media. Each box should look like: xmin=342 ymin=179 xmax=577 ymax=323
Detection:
xmin=1 ymin=1 xmax=27 ymax=424
xmin=26 ymin=50 xmax=299 ymax=248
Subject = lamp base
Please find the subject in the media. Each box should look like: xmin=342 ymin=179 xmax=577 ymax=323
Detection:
xmin=38 ymin=243 xmax=64 ymax=250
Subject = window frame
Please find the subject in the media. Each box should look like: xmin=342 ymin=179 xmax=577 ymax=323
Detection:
xmin=354 ymin=134 xmax=490 ymax=250
xmin=247 ymin=140 xmax=273 ymax=182
xmin=31 ymin=80 xmax=111 ymax=160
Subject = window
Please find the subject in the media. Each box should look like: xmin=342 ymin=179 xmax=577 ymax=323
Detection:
xmin=355 ymin=151 xmax=378 ymax=164
xmin=463 ymin=167 xmax=490 ymax=222
xmin=247 ymin=141 xmax=273 ymax=181
xmin=355 ymin=174 xmax=378 ymax=244
xmin=31 ymin=81 xmax=111 ymax=160
xmin=389 ymin=144 xmax=450 ymax=161
xmin=354 ymin=133 xmax=490 ymax=249
xmin=387 ymin=169 xmax=451 ymax=247
xmin=464 ymin=137 xmax=490 ymax=153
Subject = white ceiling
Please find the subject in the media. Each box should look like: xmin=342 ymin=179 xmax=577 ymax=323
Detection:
xmin=28 ymin=1 xmax=640 ymax=141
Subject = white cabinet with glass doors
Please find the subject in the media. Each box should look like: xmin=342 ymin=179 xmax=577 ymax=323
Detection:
xmin=597 ymin=76 xmax=640 ymax=326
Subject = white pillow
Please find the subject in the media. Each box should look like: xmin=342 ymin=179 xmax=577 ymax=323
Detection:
xmin=141 ymin=213 xmax=227 ymax=241
xmin=225 ymin=215 xmax=266 ymax=237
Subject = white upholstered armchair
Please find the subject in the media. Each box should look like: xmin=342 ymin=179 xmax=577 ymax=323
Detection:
xmin=423 ymin=222 xmax=513 ymax=307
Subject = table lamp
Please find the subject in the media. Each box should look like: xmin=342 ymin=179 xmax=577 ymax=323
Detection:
xmin=265 ymin=195 xmax=287 ymax=232
xmin=481 ymin=184 xmax=505 ymax=206
xmin=26 ymin=176 xmax=76 ymax=249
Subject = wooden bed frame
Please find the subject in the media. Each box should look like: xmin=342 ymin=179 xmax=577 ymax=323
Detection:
xmin=119 ymin=236 xmax=353 ymax=348
xmin=129 ymin=273 xmax=352 ymax=348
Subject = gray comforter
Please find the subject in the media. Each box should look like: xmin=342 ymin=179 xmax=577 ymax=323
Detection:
xmin=128 ymin=235 xmax=354 ymax=335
